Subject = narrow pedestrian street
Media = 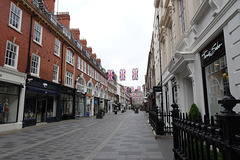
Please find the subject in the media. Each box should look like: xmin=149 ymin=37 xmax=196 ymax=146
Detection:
xmin=0 ymin=111 xmax=173 ymax=160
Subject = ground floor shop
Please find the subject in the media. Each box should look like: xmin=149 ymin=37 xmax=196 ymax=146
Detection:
xmin=94 ymin=97 xmax=100 ymax=115
xmin=24 ymin=76 xmax=60 ymax=127
xmin=61 ymin=86 xmax=75 ymax=120
xmin=75 ymin=92 xmax=86 ymax=118
xmin=166 ymin=2 xmax=240 ymax=116
xmin=0 ymin=67 xmax=26 ymax=132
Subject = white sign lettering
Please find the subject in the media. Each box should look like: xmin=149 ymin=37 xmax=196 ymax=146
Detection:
xmin=202 ymin=41 xmax=223 ymax=60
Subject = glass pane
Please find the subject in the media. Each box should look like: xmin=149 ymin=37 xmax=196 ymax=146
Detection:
xmin=205 ymin=55 xmax=228 ymax=116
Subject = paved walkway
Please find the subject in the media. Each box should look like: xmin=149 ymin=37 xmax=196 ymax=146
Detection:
xmin=0 ymin=110 xmax=173 ymax=160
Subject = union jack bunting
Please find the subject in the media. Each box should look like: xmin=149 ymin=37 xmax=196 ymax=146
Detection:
xmin=107 ymin=70 xmax=114 ymax=82
xmin=131 ymin=86 xmax=134 ymax=93
xmin=137 ymin=86 xmax=141 ymax=93
xmin=119 ymin=69 xmax=126 ymax=81
xmin=124 ymin=86 xmax=127 ymax=93
xmin=132 ymin=68 xmax=138 ymax=80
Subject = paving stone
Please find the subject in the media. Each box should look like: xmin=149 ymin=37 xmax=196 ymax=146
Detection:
xmin=0 ymin=111 xmax=173 ymax=160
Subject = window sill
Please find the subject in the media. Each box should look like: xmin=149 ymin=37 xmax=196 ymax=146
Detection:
xmin=33 ymin=40 xmax=43 ymax=47
xmin=8 ymin=24 xmax=22 ymax=34
xmin=54 ymin=53 xmax=60 ymax=58
xmin=52 ymin=80 xmax=59 ymax=84
xmin=66 ymin=61 xmax=74 ymax=66
xmin=30 ymin=73 xmax=40 ymax=78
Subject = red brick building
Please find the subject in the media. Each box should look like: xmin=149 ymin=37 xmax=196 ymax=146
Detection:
xmin=0 ymin=0 xmax=108 ymax=132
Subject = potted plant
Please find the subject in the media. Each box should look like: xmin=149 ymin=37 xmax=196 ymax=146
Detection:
xmin=135 ymin=107 xmax=139 ymax=113
xmin=158 ymin=119 xmax=165 ymax=135
xmin=96 ymin=107 xmax=104 ymax=119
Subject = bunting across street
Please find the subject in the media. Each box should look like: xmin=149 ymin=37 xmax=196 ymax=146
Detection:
xmin=119 ymin=69 xmax=126 ymax=81
xmin=131 ymin=86 xmax=134 ymax=93
xmin=132 ymin=68 xmax=138 ymax=80
xmin=107 ymin=70 xmax=114 ymax=82
xmin=137 ymin=86 xmax=141 ymax=93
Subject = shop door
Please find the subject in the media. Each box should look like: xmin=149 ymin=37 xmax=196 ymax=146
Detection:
xmin=37 ymin=99 xmax=47 ymax=123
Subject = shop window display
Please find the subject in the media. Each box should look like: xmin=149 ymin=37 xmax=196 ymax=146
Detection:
xmin=0 ymin=84 xmax=19 ymax=124
xmin=205 ymin=55 xmax=228 ymax=116
xmin=61 ymin=94 xmax=73 ymax=115
xmin=24 ymin=97 xmax=36 ymax=120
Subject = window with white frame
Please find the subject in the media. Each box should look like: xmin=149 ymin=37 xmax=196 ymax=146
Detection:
xmin=66 ymin=49 xmax=73 ymax=65
xmin=87 ymin=64 xmax=90 ymax=75
xmin=77 ymin=77 xmax=85 ymax=93
xmin=77 ymin=57 xmax=80 ymax=70
xmin=33 ymin=21 xmax=43 ymax=45
xmin=53 ymin=64 xmax=59 ymax=82
xmin=9 ymin=2 xmax=22 ymax=32
xmin=5 ymin=40 xmax=19 ymax=69
xmin=83 ymin=61 xmax=86 ymax=73
xmin=80 ymin=59 xmax=83 ymax=71
xmin=54 ymin=38 xmax=60 ymax=57
xmin=65 ymin=71 xmax=73 ymax=86
xmin=179 ymin=0 xmax=186 ymax=34
xmin=31 ymin=53 xmax=40 ymax=76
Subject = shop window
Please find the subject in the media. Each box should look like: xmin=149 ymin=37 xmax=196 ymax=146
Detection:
xmin=76 ymin=96 xmax=85 ymax=117
xmin=31 ymin=53 xmax=40 ymax=77
xmin=0 ymin=84 xmax=19 ymax=124
xmin=5 ymin=40 xmax=19 ymax=69
xmin=47 ymin=98 xmax=56 ymax=117
xmin=61 ymin=94 xmax=73 ymax=115
xmin=205 ymin=55 xmax=228 ymax=116
xmin=9 ymin=2 xmax=22 ymax=32
xmin=33 ymin=21 xmax=43 ymax=45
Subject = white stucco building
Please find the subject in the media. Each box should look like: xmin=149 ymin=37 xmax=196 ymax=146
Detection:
xmin=149 ymin=0 xmax=240 ymax=118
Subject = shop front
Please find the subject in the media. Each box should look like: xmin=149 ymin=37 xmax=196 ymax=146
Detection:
xmin=61 ymin=86 xmax=75 ymax=120
xmin=24 ymin=76 xmax=60 ymax=127
xmin=75 ymin=92 xmax=86 ymax=118
xmin=0 ymin=67 xmax=26 ymax=132
xmin=94 ymin=97 xmax=100 ymax=115
xmin=201 ymin=33 xmax=228 ymax=116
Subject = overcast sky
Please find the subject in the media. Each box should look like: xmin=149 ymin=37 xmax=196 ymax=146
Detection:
xmin=56 ymin=0 xmax=154 ymax=90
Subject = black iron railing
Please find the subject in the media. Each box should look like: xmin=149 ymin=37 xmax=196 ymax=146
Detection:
xmin=171 ymin=91 xmax=240 ymax=160
xmin=149 ymin=107 xmax=173 ymax=135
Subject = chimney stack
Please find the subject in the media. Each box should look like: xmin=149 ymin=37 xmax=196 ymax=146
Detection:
xmin=71 ymin=28 xmax=80 ymax=40
xmin=57 ymin=12 xmax=70 ymax=29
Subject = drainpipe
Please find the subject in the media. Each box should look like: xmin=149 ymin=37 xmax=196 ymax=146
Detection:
xmin=57 ymin=41 xmax=65 ymax=121
xmin=26 ymin=15 xmax=34 ymax=74
xmin=23 ymin=15 xmax=34 ymax=128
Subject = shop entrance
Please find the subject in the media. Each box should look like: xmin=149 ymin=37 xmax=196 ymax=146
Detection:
xmin=37 ymin=99 xmax=46 ymax=123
